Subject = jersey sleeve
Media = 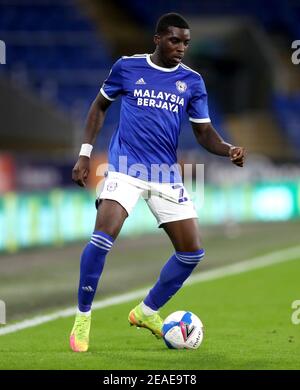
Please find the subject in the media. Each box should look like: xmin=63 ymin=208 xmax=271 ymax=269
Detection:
xmin=187 ymin=76 xmax=211 ymax=123
xmin=100 ymin=58 xmax=123 ymax=101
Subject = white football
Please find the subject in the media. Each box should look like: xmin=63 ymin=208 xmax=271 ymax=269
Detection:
xmin=162 ymin=311 xmax=204 ymax=349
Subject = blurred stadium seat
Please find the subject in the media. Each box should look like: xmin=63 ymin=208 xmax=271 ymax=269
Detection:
xmin=273 ymin=93 xmax=300 ymax=149
xmin=116 ymin=0 xmax=300 ymax=38
xmin=0 ymin=0 xmax=111 ymax=120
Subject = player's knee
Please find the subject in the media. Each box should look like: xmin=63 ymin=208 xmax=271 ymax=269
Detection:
xmin=94 ymin=223 xmax=120 ymax=239
xmin=94 ymin=200 xmax=127 ymax=239
xmin=95 ymin=214 xmax=124 ymax=239
xmin=177 ymin=236 xmax=203 ymax=253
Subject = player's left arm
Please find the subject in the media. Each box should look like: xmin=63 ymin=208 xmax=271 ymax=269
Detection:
xmin=191 ymin=122 xmax=246 ymax=167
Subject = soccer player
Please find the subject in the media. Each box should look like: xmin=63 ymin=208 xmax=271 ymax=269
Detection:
xmin=70 ymin=13 xmax=245 ymax=352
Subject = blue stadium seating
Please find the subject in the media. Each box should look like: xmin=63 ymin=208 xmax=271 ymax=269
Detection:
xmin=118 ymin=0 xmax=300 ymax=38
xmin=0 ymin=4 xmax=93 ymax=31
xmin=0 ymin=1 xmax=111 ymax=124
xmin=273 ymin=94 xmax=300 ymax=149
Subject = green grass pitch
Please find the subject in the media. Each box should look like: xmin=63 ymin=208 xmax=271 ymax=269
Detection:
xmin=0 ymin=256 xmax=300 ymax=370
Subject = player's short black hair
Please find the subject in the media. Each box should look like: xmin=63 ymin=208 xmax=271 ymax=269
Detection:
xmin=155 ymin=13 xmax=190 ymax=35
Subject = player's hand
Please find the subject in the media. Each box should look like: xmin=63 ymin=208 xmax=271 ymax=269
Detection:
xmin=229 ymin=146 xmax=246 ymax=167
xmin=72 ymin=156 xmax=90 ymax=187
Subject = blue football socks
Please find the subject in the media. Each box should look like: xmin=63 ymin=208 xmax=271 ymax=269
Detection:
xmin=78 ymin=231 xmax=114 ymax=312
xmin=144 ymin=249 xmax=205 ymax=311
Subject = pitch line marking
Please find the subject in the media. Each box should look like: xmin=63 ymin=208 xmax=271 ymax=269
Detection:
xmin=1 ymin=245 xmax=300 ymax=336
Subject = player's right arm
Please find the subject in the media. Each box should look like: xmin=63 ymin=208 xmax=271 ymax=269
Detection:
xmin=72 ymin=92 xmax=111 ymax=187
xmin=72 ymin=58 xmax=123 ymax=187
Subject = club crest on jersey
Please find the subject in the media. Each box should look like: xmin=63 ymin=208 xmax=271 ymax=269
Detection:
xmin=176 ymin=80 xmax=187 ymax=93
xmin=107 ymin=182 xmax=118 ymax=192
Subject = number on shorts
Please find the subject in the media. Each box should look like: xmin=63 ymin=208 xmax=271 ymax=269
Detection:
xmin=172 ymin=184 xmax=188 ymax=203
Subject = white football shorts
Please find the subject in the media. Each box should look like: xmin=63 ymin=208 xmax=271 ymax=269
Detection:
xmin=97 ymin=171 xmax=198 ymax=227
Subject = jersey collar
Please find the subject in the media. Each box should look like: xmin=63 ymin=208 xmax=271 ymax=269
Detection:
xmin=146 ymin=54 xmax=180 ymax=72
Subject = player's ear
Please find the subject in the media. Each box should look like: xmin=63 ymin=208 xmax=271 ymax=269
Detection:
xmin=153 ymin=34 xmax=160 ymax=46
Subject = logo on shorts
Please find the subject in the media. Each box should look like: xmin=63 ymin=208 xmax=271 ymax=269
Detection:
xmin=176 ymin=80 xmax=187 ymax=93
xmin=107 ymin=181 xmax=118 ymax=192
xmin=82 ymin=286 xmax=94 ymax=293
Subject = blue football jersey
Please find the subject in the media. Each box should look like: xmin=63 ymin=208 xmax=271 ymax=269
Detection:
xmin=100 ymin=54 xmax=210 ymax=182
